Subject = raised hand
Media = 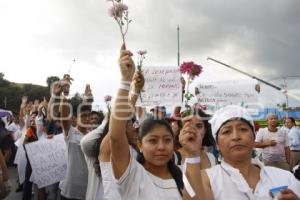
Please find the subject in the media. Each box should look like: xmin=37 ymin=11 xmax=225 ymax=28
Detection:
xmin=62 ymin=74 xmax=74 ymax=84
xmin=83 ymin=84 xmax=93 ymax=103
xmin=34 ymin=99 xmax=40 ymax=107
xmin=84 ymin=84 xmax=93 ymax=97
xmin=21 ymin=96 xmax=28 ymax=109
xmin=61 ymin=74 xmax=73 ymax=96
xmin=132 ymin=71 xmax=145 ymax=93
xmin=179 ymin=122 xmax=203 ymax=157
xmin=119 ymin=43 xmax=135 ymax=82
xmin=51 ymin=81 xmax=63 ymax=96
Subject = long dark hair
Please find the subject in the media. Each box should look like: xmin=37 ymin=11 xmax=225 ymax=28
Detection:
xmin=92 ymin=117 xmax=110 ymax=178
xmin=181 ymin=106 xmax=215 ymax=147
xmin=136 ymin=118 xmax=183 ymax=196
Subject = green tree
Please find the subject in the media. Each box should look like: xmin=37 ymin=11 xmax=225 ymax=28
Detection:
xmin=46 ymin=76 xmax=60 ymax=89
xmin=70 ymin=93 xmax=83 ymax=116
xmin=0 ymin=72 xmax=9 ymax=87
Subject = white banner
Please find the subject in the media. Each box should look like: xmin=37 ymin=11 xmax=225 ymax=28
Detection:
xmin=196 ymin=80 xmax=259 ymax=112
xmin=24 ymin=134 xmax=67 ymax=188
xmin=137 ymin=67 xmax=182 ymax=106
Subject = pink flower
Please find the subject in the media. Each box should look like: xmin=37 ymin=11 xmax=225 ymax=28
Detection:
xmin=108 ymin=3 xmax=128 ymax=18
xmin=104 ymin=95 xmax=112 ymax=102
xmin=179 ymin=61 xmax=203 ymax=80
xmin=137 ymin=50 xmax=147 ymax=55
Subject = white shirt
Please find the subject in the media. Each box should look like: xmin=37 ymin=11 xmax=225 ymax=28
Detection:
xmin=35 ymin=115 xmax=47 ymax=140
xmin=80 ymin=125 xmax=105 ymax=200
xmin=255 ymin=127 xmax=289 ymax=162
xmin=6 ymin=122 xmax=20 ymax=140
xmin=6 ymin=122 xmax=19 ymax=133
xmin=206 ymin=160 xmax=300 ymax=200
xmin=100 ymin=146 xmax=138 ymax=200
xmin=100 ymin=161 xmax=121 ymax=200
xmin=61 ymin=127 xmax=88 ymax=199
xmin=288 ymin=126 xmax=300 ymax=151
xmin=115 ymin=157 xmax=182 ymax=200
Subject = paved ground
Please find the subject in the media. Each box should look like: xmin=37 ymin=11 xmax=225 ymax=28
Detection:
xmin=4 ymin=167 xmax=23 ymax=200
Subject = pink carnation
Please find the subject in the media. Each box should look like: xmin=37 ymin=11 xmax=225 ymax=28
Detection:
xmin=137 ymin=50 xmax=147 ymax=55
xmin=104 ymin=95 xmax=112 ymax=102
xmin=108 ymin=3 xmax=128 ymax=18
xmin=179 ymin=61 xmax=203 ymax=80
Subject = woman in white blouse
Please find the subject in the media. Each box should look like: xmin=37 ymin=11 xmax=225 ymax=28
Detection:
xmin=196 ymin=105 xmax=300 ymax=200
xmin=108 ymin=44 xmax=203 ymax=200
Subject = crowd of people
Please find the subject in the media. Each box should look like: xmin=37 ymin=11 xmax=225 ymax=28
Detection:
xmin=0 ymin=44 xmax=300 ymax=199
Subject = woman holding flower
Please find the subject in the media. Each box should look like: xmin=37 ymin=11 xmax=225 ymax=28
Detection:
xmin=108 ymin=44 xmax=204 ymax=199
xmin=194 ymin=105 xmax=300 ymax=200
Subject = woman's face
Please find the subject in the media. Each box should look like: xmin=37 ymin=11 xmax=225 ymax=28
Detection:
xmin=217 ymin=120 xmax=254 ymax=161
xmin=141 ymin=125 xmax=174 ymax=167
xmin=183 ymin=116 xmax=206 ymax=140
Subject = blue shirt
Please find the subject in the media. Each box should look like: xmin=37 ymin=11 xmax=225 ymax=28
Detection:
xmin=288 ymin=126 xmax=300 ymax=151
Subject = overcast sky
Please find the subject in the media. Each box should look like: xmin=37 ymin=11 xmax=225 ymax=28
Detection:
xmin=1 ymin=0 xmax=300 ymax=110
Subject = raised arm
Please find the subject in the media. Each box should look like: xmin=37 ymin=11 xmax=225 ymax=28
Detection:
xmin=19 ymin=96 xmax=28 ymax=129
xmin=179 ymin=121 xmax=213 ymax=200
xmin=110 ymin=44 xmax=136 ymax=179
xmin=48 ymin=81 xmax=63 ymax=121
xmin=59 ymin=74 xmax=73 ymax=136
xmin=101 ymin=65 xmax=144 ymax=164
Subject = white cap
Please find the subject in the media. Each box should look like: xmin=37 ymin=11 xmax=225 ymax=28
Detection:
xmin=209 ymin=105 xmax=254 ymax=141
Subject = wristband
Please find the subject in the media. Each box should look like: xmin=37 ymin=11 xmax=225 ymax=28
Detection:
xmin=121 ymin=81 xmax=131 ymax=85
xmin=182 ymin=156 xmax=201 ymax=174
xmin=130 ymin=91 xmax=139 ymax=96
xmin=182 ymin=156 xmax=200 ymax=198
xmin=185 ymin=156 xmax=201 ymax=164
xmin=119 ymin=83 xmax=131 ymax=91
xmin=183 ymin=174 xmax=196 ymax=198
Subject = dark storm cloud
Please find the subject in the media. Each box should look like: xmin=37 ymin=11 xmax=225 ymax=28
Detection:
xmin=128 ymin=0 xmax=300 ymax=77
xmin=33 ymin=0 xmax=300 ymax=77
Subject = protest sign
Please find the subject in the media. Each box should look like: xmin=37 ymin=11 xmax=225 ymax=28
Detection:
xmin=24 ymin=134 xmax=67 ymax=188
xmin=196 ymin=80 xmax=259 ymax=113
xmin=137 ymin=67 xmax=182 ymax=106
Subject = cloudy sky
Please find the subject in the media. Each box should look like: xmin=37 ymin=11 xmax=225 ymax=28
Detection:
xmin=1 ymin=0 xmax=300 ymax=110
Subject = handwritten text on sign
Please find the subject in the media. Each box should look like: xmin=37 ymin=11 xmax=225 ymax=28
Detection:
xmin=196 ymin=80 xmax=258 ymax=105
xmin=25 ymin=134 xmax=67 ymax=188
xmin=138 ymin=67 xmax=182 ymax=106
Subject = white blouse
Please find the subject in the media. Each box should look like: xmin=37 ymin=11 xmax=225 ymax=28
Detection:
xmin=206 ymin=160 xmax=300 ymax=200
xmin=100 ymin=146 xmax=138 ymax=200
xmin=115 ymin=158 xmax=182 ymax=200
xmin=100 ymin=161 xmax=121 ymax=200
